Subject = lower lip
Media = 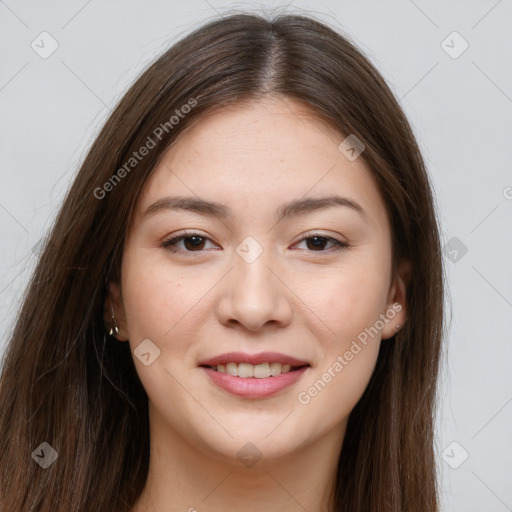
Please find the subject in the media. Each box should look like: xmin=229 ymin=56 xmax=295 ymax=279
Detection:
xmin=201 ymin=366 xmax=309 ymax=398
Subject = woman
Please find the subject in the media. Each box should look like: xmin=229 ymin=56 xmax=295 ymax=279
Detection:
xmin=0 ymin=12 xmax=445 ymax=512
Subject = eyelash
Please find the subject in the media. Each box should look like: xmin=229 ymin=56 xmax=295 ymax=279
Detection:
xmin=162 ymin=230 xmax=349 ymax=255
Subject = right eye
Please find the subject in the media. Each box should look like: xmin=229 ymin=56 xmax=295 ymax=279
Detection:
xmin=162 ymin=232 xmax=219 ymax=254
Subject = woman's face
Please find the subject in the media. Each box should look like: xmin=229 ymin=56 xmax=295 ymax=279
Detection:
xmin=109 ymin=95 xmax=408 ymax=464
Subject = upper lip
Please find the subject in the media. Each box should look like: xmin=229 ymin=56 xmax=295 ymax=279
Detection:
xmin=198 ymin=351 xmax=310 ymax=367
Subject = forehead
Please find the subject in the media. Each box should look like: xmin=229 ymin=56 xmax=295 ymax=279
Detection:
xmin=136 ymin=96 xmax=389 ymax=230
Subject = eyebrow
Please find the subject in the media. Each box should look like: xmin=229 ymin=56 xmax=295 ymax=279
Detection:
xmin=142 ymin=194 xmax=369 ymax=223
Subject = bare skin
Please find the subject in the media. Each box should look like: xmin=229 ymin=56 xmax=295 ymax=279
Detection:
xmin=107 ymin=95 xmax=409 ymax=512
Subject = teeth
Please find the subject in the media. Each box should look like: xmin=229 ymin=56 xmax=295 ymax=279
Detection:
xmin=269 ymin=362 xmax=281 ymax=376
xmin=211 ymin=362 xmax=298 ymax=378
xmin=226 ymin=363 xmax=237 ymax=376
xmin=254 ymin=363 xmax=270 ymax=379
xmin=238 ymin=363 xmax=254 ymax=378
xmin=253 ymin=363 xmax=270 ymax=378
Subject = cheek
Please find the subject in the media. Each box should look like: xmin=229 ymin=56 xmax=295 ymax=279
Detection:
xmin=123 ymin=273 xmax=173 ymax=340
xmin=294 ymin=258 xmax=390 ymax=342
xmin=299 ymin=342 xmax=380 ymax=429
xmin=121 ymin=251 xmax=201 ymax=341
xmin=296 ymin=268 xmax=385 ymax=431
xmin=120 ymin=254 xmax=201 ymax=408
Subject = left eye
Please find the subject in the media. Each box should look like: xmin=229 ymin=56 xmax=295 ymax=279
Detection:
xmin=162 ymin=234 xmax=217 ymax=252
xmin=294 ymin=235 xmax=348 ymax=252
xmin=162 ymin=233 xmax=348 ymax=254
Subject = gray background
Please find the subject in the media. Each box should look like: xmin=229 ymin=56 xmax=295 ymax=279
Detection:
xmin=1 ymin=1 xmax=511 ymax=510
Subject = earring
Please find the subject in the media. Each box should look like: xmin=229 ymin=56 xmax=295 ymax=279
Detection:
xmin=395 ymin=324 xmax=401 ymax=331
xmin=109 ymin=318 xmax=120 ymax=336
xmin=108 ymin=299 xmax=120 ymax=337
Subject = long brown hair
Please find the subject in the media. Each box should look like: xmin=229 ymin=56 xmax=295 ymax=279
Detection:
xmin=0 ymin=12 xmax=445 ymax=511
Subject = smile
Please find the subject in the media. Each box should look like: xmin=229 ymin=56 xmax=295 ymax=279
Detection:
xmin=204 ymin=362 xmax=304 ymax=378
xmin=198 ymin=351 xmax=311 ymax=398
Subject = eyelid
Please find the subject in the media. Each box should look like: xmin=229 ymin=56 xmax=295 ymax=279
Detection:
xmin=163 ymin=229 xmax=211 ymax=241
xmin=293 ymin=231 xmax=349 ymax=251
xmin=295 ymin=230 xmax=347 ymax=243
xmin=162 ymin=230 xmax=219 ymax=251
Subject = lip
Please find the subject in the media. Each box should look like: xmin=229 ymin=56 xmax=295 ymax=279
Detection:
xmin=198 ymin=351 xmax=309 ymax=367
xmin=201 ymin=365 xmax=309 ymax=399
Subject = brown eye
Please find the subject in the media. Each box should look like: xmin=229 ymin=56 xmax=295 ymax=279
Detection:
xmin=294 ymin=235 xmax=349 ymax=252
xmin=182 ymin=235 xmax=206 ymax=251
xmin=163 ymin=233 xmax=217 ymax=253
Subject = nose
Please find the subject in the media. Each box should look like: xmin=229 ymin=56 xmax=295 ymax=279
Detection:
xmin=215 ymin=249 xmax=293 ymax=332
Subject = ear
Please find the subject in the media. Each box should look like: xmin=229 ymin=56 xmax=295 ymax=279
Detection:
xmin=381 ymin=259 xmax=411 ymax=340
xmin=103 ymin=281 xmax=130 ymax=341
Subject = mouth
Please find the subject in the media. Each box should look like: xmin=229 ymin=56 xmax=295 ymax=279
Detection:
xmin=200 ymin=362 xmax=309 ymax=378
xmin=198 ymin=352 xmax=311 ymax=399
